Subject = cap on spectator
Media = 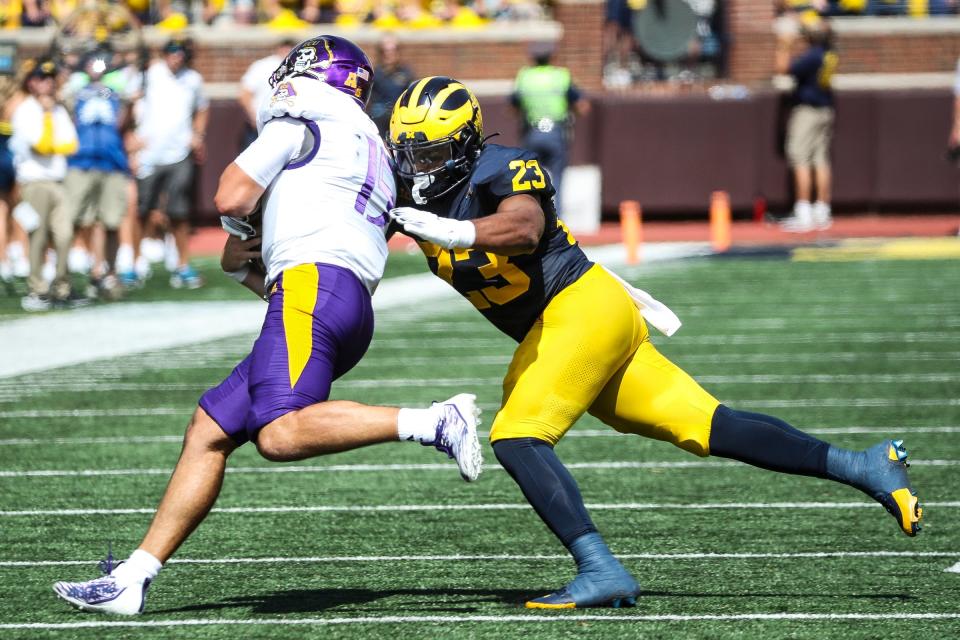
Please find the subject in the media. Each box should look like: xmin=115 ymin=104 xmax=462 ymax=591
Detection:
xmin=26 ymin=58 xmax=58 ymax=79
xmin=163 ymin=38 xmax=189 ymax=55
xmin=528 ymin=41 xmax=555 ymax=63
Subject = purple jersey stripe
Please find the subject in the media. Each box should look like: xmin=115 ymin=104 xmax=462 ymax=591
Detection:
xmin=284 ymin=118 xmax=322 ymax=170
xmin=353 ymin=135 xmax=377 ymax=217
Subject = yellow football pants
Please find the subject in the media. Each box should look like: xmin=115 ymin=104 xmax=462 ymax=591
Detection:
xmin=489 ymin=264 xmax=720 ymax=456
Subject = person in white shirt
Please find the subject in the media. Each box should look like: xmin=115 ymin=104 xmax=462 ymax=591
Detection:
xmin=9 ymin=59 xmax=79 ymax=310
xmin=133 ymin=38 xmax=208 ymax=289
xmin=237 ymin=38 xmax=296 ymax=149
xmin=52 ymin=35 xmax=482 ymax=617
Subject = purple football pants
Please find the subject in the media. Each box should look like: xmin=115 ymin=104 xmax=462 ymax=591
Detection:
xmin=199 ymin=263 xmax=374 ymax=445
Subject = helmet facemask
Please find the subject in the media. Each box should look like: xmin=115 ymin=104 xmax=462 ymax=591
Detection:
xmin=390 ymin=126 xmax=479 ymax=205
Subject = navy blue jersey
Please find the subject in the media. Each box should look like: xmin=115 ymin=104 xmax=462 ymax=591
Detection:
xmin=789 ymin=46 xmax=837 ymax=108
xmin=407 ymin=143 xmax=593 ymax=341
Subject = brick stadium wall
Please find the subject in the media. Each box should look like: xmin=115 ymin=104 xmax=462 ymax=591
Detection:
xmin=727 ymin=0 xmax=778 ymax=84
xmin=835 ymin=31 xmax=960 ymax=74
xmin=712 ymin=3 xmax=960 ymax=84
xmin=553 ymin=0 xmax=605 ymax=91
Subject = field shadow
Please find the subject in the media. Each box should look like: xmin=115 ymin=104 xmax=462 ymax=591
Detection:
xmin=153 ymin=586 xmax=915 ymax=616
xmin=644 ymin=590 xmax=915 ymax=601
xmin=153 ymin=587 xmax=536 ymax=615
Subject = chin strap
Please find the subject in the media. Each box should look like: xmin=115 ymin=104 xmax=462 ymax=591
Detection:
xmin=411 ymin=174 xmax=434 ymax=205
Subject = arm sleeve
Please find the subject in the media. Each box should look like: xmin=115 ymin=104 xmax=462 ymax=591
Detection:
xmin=954 ymin=58 xmax=960 ymax=97
xmin=233 ymin=116 xmax=306 ymax=188
xmin=51 ymin=106 xmax=79 ymax=156
xmin=241 ymin=62 xmax=261 ymax=93
xmin=193 ymin=73 xmax=210 ymax=112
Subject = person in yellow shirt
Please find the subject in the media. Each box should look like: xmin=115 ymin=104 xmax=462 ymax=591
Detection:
xmin=9 ymin=59 xmax=82 ymax=310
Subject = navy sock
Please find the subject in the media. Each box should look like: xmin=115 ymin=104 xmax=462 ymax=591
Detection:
xmin=825 ymin=445 xmax=866 ymax=486
xmin=492 ymin=437 xmax=597 ymax=548
xmin=708 ymin=405 xmax=829 ymax=478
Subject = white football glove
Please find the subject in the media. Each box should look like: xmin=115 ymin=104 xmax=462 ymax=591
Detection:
xmin=389 ymin=206 xmax=476 ymax=250
xmin=220 ymin=215 xmax=259 ymax=241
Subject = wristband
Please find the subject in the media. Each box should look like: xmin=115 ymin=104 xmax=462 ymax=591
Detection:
xmin=449 ymin=220 xmax=476 ymax=249
xmin=225 ymin=265 xmax=250 ymax=283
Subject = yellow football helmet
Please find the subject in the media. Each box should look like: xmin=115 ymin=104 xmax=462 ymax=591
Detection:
xmin=388 ymin=76 xmax=484 ymax=204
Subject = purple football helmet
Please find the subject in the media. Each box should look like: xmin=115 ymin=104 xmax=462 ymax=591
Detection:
xmin=269 ymin=35 xmax=374 ymax=108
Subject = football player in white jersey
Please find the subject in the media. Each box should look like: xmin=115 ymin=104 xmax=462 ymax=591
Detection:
xmin=52 ymin=36 xmax=482 ymax=616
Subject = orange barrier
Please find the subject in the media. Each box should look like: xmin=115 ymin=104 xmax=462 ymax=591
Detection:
xmin=619 ymin=200 xmax=642 ymax=264
xmin=710 ymin=191 xmax=731 ymax=252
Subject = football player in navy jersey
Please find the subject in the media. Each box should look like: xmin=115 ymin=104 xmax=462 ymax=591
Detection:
xmin=387 ymin=77 xmax=923 ymax=610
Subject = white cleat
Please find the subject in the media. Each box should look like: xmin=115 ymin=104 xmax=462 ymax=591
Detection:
xmin=53 ymin=572 xmax=150 ymax=615
xmin=431 ymin=393 xmax=483 ymax=482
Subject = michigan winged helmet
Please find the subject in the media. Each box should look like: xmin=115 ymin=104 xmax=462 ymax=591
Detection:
xmin=388 ymin=76 xmax=484 ymax=204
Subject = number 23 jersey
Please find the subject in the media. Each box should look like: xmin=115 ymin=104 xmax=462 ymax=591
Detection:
xmin=413 ymin=144 xmax=593 ymax=342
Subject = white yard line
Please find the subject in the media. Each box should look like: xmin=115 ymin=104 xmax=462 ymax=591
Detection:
xmin=1 ymin=459 xmax=957 ymax=478
xmin=2 ymin=550 xmax=957 ymax=567
xmin=3 ymin=501 xmax=960 ymax=517
xmin=2 ymin=613 xmax=960 ymax=630
xmin=2 ymin=425 xmax=957 ymax=447
xmin=946 ymin=562 xmax=960 ymax=573
xmin=3 ymin=397 xmax=957 ymax=419
xmin=0 ymin=373 xmax=955 ymax=395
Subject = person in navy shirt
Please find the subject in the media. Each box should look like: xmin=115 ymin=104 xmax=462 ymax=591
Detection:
xmin=776 ymin=14 xmax=838 ymax=232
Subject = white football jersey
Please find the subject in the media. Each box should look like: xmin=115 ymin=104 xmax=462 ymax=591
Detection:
xmin=240 ymin=77 xmax=395 ymax=294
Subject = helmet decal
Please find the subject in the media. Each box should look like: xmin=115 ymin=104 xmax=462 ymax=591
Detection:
xmin=269 ymin=35 xmax=374 ymax=108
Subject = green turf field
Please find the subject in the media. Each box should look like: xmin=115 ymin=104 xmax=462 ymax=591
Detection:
xmin=1 ymin=253 xmax=958 ymax=638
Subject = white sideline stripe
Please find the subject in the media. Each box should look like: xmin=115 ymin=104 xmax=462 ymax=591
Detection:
xmin=946 ymin=561 xmax=960 ymax=573
xmin=3 ymin=425 xmax=959 ymax=446
xmin=3 ymin=459 xmax=957 ymax=478
xmin=4 ymin=397 xmax=958 ymax=418
xmin=4 ymin=550 xmax=958 ymax=567
xmin=0 ymin=302 xmax=264 ymax=379
xmin=0 ymin=273 xmax=459 ymax=380
xmin=3 ymin=613 xmax=960 ymax=629
xmin=0 ymin=243 xmax=703 ymax=380
xmin=4 ymin=501 xmax=960 ymax=517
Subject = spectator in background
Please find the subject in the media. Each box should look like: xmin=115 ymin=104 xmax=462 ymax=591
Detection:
xmin=133 ymin=38 xmax=208 ymax=289
xmin=776 ymin=13 xmax=836 ymax=232
xmin=511 ymin=42 xmax=589 ymax=216
xmin=238 ymin=39 xmax=296 ymax=149
xmin=20 ymin=0 xmax=50 ymax=26
xmin=63 ymin=46 xmax=130 ymax=301
xmin=10 ymin=59 xmax=80 ymax=310
xmin=0 ymin=71 xmax=25 ymax=284
xmin=951 ymin=56 xmax=960 ymax=236
xmin=367 ymin=34 xmax=415 ymax=137
xmin=602 ymin=0 xmax=635 ymax=88
xmin=948 ymin=56 xmax=960 ymax=158
xmin=261 ymin=0 xmax=329 ymax=28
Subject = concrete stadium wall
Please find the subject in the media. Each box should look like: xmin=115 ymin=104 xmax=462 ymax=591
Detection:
xmin=196 ymin=89 xmax=959 ymax=223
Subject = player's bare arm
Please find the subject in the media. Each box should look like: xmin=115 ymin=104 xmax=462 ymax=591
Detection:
xmin=214 ymin=162 xmax=265 ymax=217
xmin=470 ymin=194 xmax=545 ymax=255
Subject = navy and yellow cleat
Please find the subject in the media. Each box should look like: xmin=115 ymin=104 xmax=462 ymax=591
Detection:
xmin=525 ymin=572 xmax=640 ymax=609
xmin=860 ymin=439 xmax=923 ymax=536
